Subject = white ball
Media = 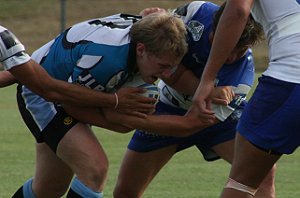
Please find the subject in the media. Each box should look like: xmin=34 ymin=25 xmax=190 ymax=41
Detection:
xmin=121 ymin=74 xmax=160 ymax=104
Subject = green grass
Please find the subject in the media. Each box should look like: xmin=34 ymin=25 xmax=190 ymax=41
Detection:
xmin=1 ymin=83 xmax=300 ymax=198
xmin=0 ymin=1 xmax=299 ymax=197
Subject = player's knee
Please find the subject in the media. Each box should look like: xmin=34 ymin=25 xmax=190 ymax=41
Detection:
xmin=84 ymin=161 xmax=109 ymax=189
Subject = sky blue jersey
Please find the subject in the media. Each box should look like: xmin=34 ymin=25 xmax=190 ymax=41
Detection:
xmin=33 ymin=14 xmax=140 ymax=93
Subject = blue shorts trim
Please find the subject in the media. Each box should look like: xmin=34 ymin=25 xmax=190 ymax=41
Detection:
xmin=238 ymin=75 xmax=300 ymax=154
xmin=128 ymin=101 xmax=243 ymax=161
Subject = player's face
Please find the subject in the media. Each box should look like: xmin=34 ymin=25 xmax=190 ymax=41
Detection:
xmin=136 ymin=43 xmax=178 ymax=84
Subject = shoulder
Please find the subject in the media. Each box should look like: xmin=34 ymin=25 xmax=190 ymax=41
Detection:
xmin=66 ymin=15 xmax=132 ymax=46
xmin=0 ymin=26 xmax=30 ymax=70
xmin=175 ymin=1 xmax=219 ymax=22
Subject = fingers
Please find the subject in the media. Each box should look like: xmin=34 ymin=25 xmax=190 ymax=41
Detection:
xmin=210 ymin=86 xmax=235 ymax=105
xmin=211 ymin=98 xmax=229 ymax=105
xmin=127 ymin=111 xmax=148 ymax=118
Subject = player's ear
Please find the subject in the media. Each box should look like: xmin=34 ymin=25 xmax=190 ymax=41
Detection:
xmin=136 ymin=43 xmax=146 ymax=57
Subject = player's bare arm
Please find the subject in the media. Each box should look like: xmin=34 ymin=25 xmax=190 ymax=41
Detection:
xmin=162 ymin=63 xmax=233 ymax=105
xmin=0 ymin=70 xmax=17 ymax=87
xmin=63 ymin=104 xmax=132 ymax=133
xmin=102 ymin=107 xmax=215 ymax=137
xmin=9 ymin=59 xmax=155 ymax=113
xmin=63 ymin=102 xmax=213 ymax=137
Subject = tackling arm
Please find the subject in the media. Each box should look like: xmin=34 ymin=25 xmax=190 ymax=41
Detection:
xmin=63 ymin=102 xmax=215 ymax=137
xmin=9 ymin=59 xmax=155 ymax=112
xmin=0 ymin=70 xmax=17 ymax=87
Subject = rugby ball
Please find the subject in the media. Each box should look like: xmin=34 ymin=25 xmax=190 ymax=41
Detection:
xmin=121 ymin=74 xmax=160 ymax=104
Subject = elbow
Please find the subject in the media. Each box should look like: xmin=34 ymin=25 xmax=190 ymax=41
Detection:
xmin=116 ymin=128 xmax=133 ymax=134
xmin=227 ymin=1 xmax=251 ymax=22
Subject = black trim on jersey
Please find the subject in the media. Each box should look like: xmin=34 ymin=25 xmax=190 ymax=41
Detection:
xmin=174 ymin=3 xmax=190 ymax=16
xmin=0 ymin=30 xmax=18 ymax=50
xmin=61 ymin=28 xmax=91 ymax=50
xmin=88 ymin=19 xmax=129 ymax=29
xmin=1 ymin=51 xmax=27 ymax=62
xmin=127 ymin=42 xmax=137 ymax=77
xmin=88 ymin=13 xmax=141 ymax=29
xmin=120 ymin=13 xmax=142 ymax=23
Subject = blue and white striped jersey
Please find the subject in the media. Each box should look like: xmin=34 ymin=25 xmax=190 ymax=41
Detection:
xmin=22 ymin=14 xmax=141 ymax=131
xmin=0 ymin=26 xmax=30 ymax=70
xmin=32 ymin=14 xmax=141 ymax=92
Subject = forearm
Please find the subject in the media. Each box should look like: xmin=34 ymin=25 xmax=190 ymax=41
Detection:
xmin=9 ymin=60 xmax=116 ymax=108
xmin=202 ymin=0 xmax=252 ymax=82
xmin=63 ymin=105 xmax=132 ymax=133
xmin=0 ymin=71 xmax=17 ymax=87
xmin=109 ymin=113 xmax=211 ymax=137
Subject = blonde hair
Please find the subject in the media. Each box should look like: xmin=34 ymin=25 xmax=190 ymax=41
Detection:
xmin=130 ymin=12 xmax=188 ymax=63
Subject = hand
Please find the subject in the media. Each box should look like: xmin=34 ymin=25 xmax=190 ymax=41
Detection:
xmin=210 ymin=86 xmax=234 ymax=105
xmin=139 ymin=7 xmax=166 ymax=17
xmin=191 ymin=80 xmax=216 ymax=120
xmin=183 ymin=107 xmax=218 ymax=135
xmin=115 ymin=87 xmax=156 ymax=116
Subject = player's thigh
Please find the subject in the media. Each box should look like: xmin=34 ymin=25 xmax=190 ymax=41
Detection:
xmin=56 ymin=123 xmax=108 ymax=178
xmin=230 ymin=133 xmax=281 ymax=188
xmin=33 ymin=143 xmax=73 ymax=197
xmin=115 ymin=145 xmax=177 ymax=196
xmin=212 ymin=139 xmax=235 ymax=163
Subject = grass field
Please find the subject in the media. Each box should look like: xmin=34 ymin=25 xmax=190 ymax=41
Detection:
xmin=1 ymin=82 xmax=300 ymax=198
xmin=1 ymin=0 xmax=300 ymax=197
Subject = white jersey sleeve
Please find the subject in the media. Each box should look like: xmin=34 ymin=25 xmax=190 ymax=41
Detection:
xmin=0 ymin=26 xmax=30 ymax=70
xmin=212 ymin=84 xmax=251 ymax=121
xmin=159 ymin=81 xmax=251 ymax=122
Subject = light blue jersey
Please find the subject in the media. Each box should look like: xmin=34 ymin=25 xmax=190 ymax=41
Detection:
xmin=32 ymin=14 xmax=140 ymax=91
xmin=17 ymin=14 xmax=141 ymax=149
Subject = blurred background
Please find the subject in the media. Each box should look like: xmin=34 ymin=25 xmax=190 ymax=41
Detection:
xmin=0 ymin=0 xmax=268 ymax=71
xmin=2 ymin=2 xmax=300 ymax=198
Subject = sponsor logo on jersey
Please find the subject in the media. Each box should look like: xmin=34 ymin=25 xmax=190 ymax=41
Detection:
xmin=76 ymin=70 xmax=105 ymax=91
xmin=63 ymin=116 xmax=73 ymax=125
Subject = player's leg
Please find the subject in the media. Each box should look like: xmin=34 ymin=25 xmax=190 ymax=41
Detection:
xmin=213 ymin=139 xmax=276 ymax=198
xmin=57 ymin=123 xmax=108 ymax=198
xmin=16 ymin=84 xmax=106 ymax=197
xmin=113 ymin=145 xmax=177 ymax=198
xmin=220 ymin=76 xmax=300 ymax=198
xmin=33 ymin=143 xmax=74 ymax=197
xmin=12 ymin=123 xmax=108 ymax=198
xmin=12 ymin=143 xmax=73 ymax=198
xmin=220 ymin=133 xmax=280 ymax=198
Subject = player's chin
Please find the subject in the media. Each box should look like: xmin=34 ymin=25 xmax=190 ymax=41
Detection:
xmin=145 ymin=76 xmax=158 ymax=84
